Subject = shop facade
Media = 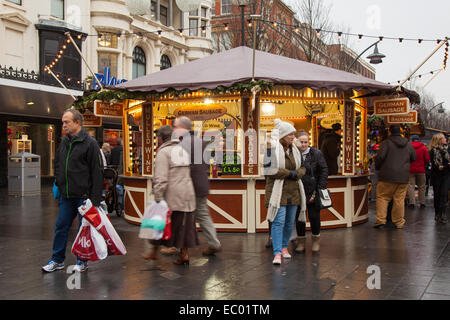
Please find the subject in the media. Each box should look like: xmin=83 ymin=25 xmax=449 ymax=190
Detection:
xmin=91 ymin=46 xmax=414 ymax=232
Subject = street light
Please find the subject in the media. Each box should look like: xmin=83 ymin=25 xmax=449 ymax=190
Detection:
xmin=233 ymin=0 xmax=252 ymax=46
xmin=346 ymin=40 xmax=386 ymax=72
xmin=430 ymin=102 xmax=445 ymax=113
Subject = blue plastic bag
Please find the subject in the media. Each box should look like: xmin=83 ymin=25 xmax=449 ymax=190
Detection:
xmin=52 ymin=181 xmax=61 ymax=199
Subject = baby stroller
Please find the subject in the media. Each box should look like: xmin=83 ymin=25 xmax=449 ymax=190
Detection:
xmin=102 ymin=167 xmax=123 ymax=217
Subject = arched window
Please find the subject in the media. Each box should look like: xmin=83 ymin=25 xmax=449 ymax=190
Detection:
xmin=132 ymin=46 xmax=146 ymax=79
xmin=160 ymin=54 xmax=171 ymax=70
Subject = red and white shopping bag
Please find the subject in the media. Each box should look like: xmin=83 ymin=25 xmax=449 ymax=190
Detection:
xmin=78 ymin=199 xmax=127 ymax=256
xmin=71 ymin=218 xmax=107 ymax=261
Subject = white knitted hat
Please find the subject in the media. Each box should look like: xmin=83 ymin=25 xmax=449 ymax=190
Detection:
xmin=274 ymin=118 xmax=296 ymax=138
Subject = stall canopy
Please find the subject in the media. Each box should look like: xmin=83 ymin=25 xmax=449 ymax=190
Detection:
xmin=116 ymin=46 xmax=395 ymax=93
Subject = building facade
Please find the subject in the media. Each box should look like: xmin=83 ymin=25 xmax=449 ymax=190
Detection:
xmin=0 ymin=0 xmax=213 ymax=186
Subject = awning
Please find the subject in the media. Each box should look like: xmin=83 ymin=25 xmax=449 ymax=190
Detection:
xmin=116 ymin=46 xmax=395 ymax=93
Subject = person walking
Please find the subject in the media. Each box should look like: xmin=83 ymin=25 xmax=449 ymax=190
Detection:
xmin=174 ymin=116 xmax=222 ymax=256
xmin=143 ymin=126 xmax=198 ymax=265
xmin=407 ymin=135 xmax=430 ymax=209
xmin=101 ymin=142 xmax=112 ymax=166
xmin=320 ymin=123 xmax=342 ymax=175
xmin=429 ymin=133 xmax=449 ymax=223
xmin=374 ymin=125 xmax=416 ymax=229
xmin=264 ymin=119 xmax=306 ymax=265
xmin=293 ymin=130 xmax=328 ymax=253
xmin=42 ymin=108 xmax=104 ymax=273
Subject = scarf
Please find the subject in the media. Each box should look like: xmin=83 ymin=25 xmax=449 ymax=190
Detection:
xmin=265 ymin=141 xmax=307 ymax=223
xmin=432 ymin=145 xmax=450 ymax=168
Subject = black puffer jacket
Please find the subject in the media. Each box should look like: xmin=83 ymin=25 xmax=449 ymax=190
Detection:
xmin=54 ymin=129 xmax=104 ymax=206
xmin=299 ymin=147 xmax=328 ymax=201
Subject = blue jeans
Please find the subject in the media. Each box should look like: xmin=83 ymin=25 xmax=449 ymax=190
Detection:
xmin=51 ymin=197 xmax=86 ymax=263
xmin=271 ymin=205 xmax=297 ymax=255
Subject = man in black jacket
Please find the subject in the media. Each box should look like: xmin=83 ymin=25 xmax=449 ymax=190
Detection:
xmin=320 ymin=123 xmax=342 ymax=175
xmin=374 ymin=125 xmax=416 ymax=229
xmin=42 ymin=108 xmax=104 ymax=273
xmin=174 ymin=116 xmax=221 ymax=255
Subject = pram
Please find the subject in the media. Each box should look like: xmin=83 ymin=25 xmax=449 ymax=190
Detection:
xmin=102 ymin=167 xmax=123 ymax=217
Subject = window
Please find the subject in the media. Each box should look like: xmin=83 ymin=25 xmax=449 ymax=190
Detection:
xmin=160 ymin=5 xmax=168 ymax=26
xmin=189 ymin=9 xmax=198 ymax=16
xmin=160 ymin=55 xmax=171 ymax=70
xmin=211 ymin=1 xmax=215 ymax=16
xmin=51 ymin=0 xmax=64 ymax=20
xmin=200 ymin=19 xmax=207 ymax=37
xmin=221 ymin=0 xmax=232 ymax=15
xmin=189 ymin=19 xmax=198 ymax=37
xmin=201 ymin=7 xmax=207 ymax=18
xmin=132 ymin=47 xmax=146 ymax=79
xmin=98 ymin=52 xmax=118 ymax=78
xmin=97 ymin=33 xmax=118 ymax=49
xmin=6 ymin=0 xmax=22 ymax=5
xmin=38 ymin=29 xmax=82 ymax=88
xmin=151 ymin=1 xmax=156 ymax=19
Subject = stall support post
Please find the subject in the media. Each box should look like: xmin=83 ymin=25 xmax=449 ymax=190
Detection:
xmin=241 ymin=94 xmax=260 ymax=177
xmin=122 ymin=100 xmax=130 ymax=175
xmin=343 ymin=93 xmax=355 ymax=176
xmin=142 ymin=101 xmax=154 ymax=177
xmin=247 ymin=179 xmax=256 ymax=233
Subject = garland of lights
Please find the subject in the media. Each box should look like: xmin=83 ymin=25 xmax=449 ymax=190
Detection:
xmin=387 ymin=68 xmax=443 ymax=85
xmin=70 ymin=80 xmax=275 ymax=112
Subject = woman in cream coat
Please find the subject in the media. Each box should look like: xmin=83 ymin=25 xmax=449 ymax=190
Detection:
xmin=143 ymin=125 xmax=197 ymax=265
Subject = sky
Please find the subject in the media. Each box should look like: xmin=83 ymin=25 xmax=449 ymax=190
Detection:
xmin=285 ymin=0 xmax=450 ymax=112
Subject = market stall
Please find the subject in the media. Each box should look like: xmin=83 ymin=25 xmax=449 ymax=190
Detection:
xmin=97 ymin=46 xmax=416 ymax=232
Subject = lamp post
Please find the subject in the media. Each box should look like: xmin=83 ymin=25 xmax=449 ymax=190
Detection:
xmin=233 ymin=0 xmax=252 ymax=46
xmin=425 ymin=102 xmax=445 ymax=127
xmin=346 ymin=40 xmax=386 ymax=72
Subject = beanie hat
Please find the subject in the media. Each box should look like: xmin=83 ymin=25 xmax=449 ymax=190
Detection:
xmin=274 ymin=119 xmax=296 ymax=139
xmin=411 ymin=135 xmax=420 ymax=142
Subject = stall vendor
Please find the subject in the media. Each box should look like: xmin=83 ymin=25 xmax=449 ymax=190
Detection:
xmin=320 ymin=123 xmax=342 ymax=175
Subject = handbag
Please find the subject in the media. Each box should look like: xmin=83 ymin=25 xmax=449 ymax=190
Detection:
xmin=316 ymin=189 xmax=332 ymax=209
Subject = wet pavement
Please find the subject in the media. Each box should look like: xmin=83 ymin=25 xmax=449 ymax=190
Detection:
xmin=0 ymin=184 xmax=449 ymax=300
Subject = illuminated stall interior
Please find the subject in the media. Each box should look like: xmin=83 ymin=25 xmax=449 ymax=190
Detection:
xmin=121 ymin=86 xmax=369 ymax=178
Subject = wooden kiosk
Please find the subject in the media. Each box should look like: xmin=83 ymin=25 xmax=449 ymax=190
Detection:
xmin=108 ymin=47 xmax=411 ymax=232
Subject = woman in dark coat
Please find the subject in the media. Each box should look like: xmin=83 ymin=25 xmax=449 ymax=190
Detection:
xmin=429 ymin=133 xmax=449 ymax=224
xmin=293 ymin=130 xmax=328 ymax=252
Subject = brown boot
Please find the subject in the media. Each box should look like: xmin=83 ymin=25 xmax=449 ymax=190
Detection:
xmin=173 ymin=248 xmax=189 ymax=265
xmin=294 ymin=236 xmax=306 ymax=253
xmin=311 ymin=235 xmax=320 ymax=252
xmin=142 ymin=245 xmax=159 ymax=260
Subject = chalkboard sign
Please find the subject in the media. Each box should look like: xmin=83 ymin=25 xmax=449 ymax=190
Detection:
xmin=220 ymin=153 xmax=241 ymax=176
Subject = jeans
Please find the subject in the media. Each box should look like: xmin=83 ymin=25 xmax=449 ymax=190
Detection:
xmin=51 ymin=197 xmax=86 ymax=263
xmin=271 ymin=205 xmax=297 ymax=255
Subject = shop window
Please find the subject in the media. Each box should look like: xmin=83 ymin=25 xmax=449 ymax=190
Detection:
xmin=132 ymin=47 xmax=146 ymax=79
xmin=189 ymin=18 xmax=198 ymax=36
xmin=6 ymin=0 xmax=22 ymax=5
xmin=221 ymin=0 xmax=232 ymax=15
xmin=51 ymin=0 xmax=64 ymax=20
xmin=160 ymin=54 xmax=171 ymax=70
xmin=98 ymin=52 xmax=118 ymax=78
xmin=97 ymin=32 xmax=118 ymax=49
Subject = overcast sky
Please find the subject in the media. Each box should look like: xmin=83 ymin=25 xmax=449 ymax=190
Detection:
xmin=285 ymin=0 xmax=450 ymax=111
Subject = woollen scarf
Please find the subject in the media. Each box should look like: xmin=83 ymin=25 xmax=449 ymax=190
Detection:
xmin=266 ymin=141 xmax=307 ymax=223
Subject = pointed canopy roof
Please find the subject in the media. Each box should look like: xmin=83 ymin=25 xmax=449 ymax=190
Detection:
xmin=116 ymin=46 xmax=394 ymax=93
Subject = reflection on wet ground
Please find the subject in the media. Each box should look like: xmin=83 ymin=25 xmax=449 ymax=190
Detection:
xmin=0 ymin=185 xmax=449 ymax=300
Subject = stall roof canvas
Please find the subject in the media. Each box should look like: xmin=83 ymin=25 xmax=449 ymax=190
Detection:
xmin=116 ymin=46 xmax=393 ymax=93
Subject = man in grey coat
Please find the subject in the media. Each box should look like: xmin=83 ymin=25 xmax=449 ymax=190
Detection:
xmin=173 ymin=116 xmax=222 ymax=255
xmin=374 ymin=125 xmax=416 ymax=229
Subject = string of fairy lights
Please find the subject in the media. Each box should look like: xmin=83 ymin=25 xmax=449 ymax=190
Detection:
xmin=43 ymin=17 xmax=449 ymax=88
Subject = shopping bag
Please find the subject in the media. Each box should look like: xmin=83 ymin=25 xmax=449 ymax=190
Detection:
xmin=139 ymin=200 xmax=171 ymax=240
xmin=71 ymin=218 xmax=107 ymax=261
xmin=162 ymin=210 xmax=172 ymax=240
xmin=52 ymin=180 xmax=60 ymax=199
xmin=78 ymin=199 xmax=127 ymax=256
